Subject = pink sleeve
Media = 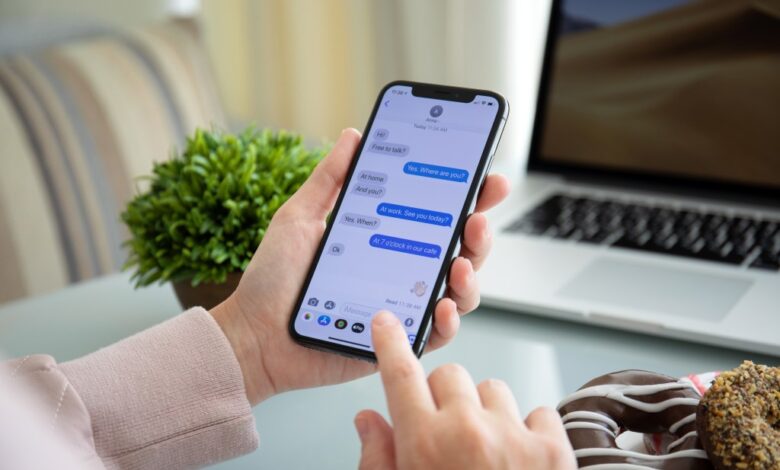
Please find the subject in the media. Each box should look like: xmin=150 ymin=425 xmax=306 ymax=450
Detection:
xmin=59 ymin=307 xmax=259 ymax=469
xmin=1 ymin=354 xmax=105 ymax=470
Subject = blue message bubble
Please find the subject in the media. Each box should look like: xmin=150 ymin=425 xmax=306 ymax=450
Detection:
xmin=376 ymin=203 xmax=453 ymax=227
xmin=403 ymin=161 xmax=469 ymax=183
xmin=369 ymin=234 xmax=441 ymax=259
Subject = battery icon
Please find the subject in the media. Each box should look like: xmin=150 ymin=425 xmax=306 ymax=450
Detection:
xmin=487 ymin=102 xmax=494 ymax=106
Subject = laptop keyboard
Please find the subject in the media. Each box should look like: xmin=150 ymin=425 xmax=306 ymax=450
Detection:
xmin=505 ymin=193 xmax=780 ymax=271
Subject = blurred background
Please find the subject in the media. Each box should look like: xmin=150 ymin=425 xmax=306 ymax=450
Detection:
xmin=0 ymin=0 xmax=551 ymax=304
xmin=0 ymin=0 xmax=551 ymax=162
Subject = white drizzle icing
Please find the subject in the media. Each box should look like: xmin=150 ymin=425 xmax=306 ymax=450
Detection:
xmin=564 ymin=422 xmax=616 ymax=436
xmin=574 ymin=448 xmax=708 ymax=460
xmin=557 ymin=382 xmax=698 ymax=413
xmin=559 ymin=379 xmax=707 ymax=466
xmin=561 ymin=411 xmax=620 ymax=433
xmin=666 ymin=430 xmax=698 ymax=451
xmin=669 ymin=413 xmax=696 ymax=434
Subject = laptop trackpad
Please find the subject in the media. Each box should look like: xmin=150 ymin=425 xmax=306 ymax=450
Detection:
xmin=557 ymin=258 xmax=752 ymax=322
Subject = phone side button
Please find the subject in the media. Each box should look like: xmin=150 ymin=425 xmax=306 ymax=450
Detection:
xmin=475 ymin=156 xmax=494 ymax=204
xmin=484 ymin=155 xmax=494 ymax=176
xmin=486 ymin=118 xmax=506 ymax=156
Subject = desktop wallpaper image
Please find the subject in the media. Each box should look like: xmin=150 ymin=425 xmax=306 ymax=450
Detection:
xmin=541 ymin=0 xmax=780 ymax=187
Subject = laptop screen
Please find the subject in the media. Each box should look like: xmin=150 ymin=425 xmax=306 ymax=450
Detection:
xmin=533 ymin=0 xmax=780 ymax=193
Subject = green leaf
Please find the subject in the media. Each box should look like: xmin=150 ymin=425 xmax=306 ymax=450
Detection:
xmin=120 ymin=126 xmax=327 ymax=287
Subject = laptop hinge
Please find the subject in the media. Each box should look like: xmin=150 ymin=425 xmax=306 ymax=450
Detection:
xmin=531 ymin=170 xmax=780 ymax=211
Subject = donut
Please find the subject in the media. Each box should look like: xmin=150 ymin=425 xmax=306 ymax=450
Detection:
xmin=557 ymin=370 xmax=712 ymax=469
xmin=696 ymin=361 xmax=779 ymax=470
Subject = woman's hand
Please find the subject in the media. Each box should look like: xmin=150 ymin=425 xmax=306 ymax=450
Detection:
xmin=355 ymin=312 xmax=577 ymax=470
xmin=211 ymin=128 xmax=510 ymax=405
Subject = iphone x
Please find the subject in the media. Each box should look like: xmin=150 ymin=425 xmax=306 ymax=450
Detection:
xmin=289 ymin=81 xmax=508 ymax=361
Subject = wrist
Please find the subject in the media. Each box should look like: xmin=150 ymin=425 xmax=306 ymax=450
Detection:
xmin=209 ymin=295 xmax=276 ymax=406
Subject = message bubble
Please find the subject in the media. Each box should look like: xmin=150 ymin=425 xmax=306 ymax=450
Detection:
xmin=376 ymin=203 xmax=453 ymax=227
xmin=403 ymin=161 xmax=469 ymax=183
xmin=357 ymin=170 xmax=388 ymax=185
xmin=369 ymin=234 xmax=441 ymax=259
xmin=340 ymin=213 xmax=381 ymax=230
xmin=368 ymin=141 xmax=409 ymax=157
xmin=327 ymin=243 xmax=344 ymax=256
xmin=351 ymin=183 xmax=385 ymax=199
xmin=373 ymin=128 xmax=389 ymax=140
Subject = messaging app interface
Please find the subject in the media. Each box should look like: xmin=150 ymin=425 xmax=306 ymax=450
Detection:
xmin=294 ymin=85 xmax=499 ymax=351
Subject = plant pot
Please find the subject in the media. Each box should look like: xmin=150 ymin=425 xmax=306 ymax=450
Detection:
xmin=172 ymin=272 xmax=243 ymax=310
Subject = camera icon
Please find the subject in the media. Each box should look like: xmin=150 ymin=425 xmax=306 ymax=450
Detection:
xmin=307 ymin=297 xmax=319 ymax=307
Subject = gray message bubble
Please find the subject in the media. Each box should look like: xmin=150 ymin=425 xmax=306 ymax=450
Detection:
xmin=340 ymin=213 xmax=381 ymax=230
xmin=368 ymin=141 xmax=409 ymax=157
xmin=373 ymin=128 xmax=389 ymax=140
xmin=351 ymin=183 xmax=385 ymax=199
xmin=327 ymin=243 xmax=345 ymax=256
xmin=357 ymin=170 xmax=388 ymax=185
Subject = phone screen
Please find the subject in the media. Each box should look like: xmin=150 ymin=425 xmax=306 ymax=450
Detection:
xmin=291 ymin=83 xmax=504 ymax=355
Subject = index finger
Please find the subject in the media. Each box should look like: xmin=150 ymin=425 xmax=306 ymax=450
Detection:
xmin=372 ymin=311 xmax=435 ymax=427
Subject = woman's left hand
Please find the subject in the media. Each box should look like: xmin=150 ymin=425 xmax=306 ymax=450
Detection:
xmin=210 ymin=128 xmax=510 ymax=405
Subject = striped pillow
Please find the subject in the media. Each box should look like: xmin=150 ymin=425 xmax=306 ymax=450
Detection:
xmin=0 ymin=18 xmax=226 ymax=304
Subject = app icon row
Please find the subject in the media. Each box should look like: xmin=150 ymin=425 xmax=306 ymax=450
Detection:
xmin=307 ymin=297 xmax=335 ymax=310
xmin=305 ymin=312 xmax=365 ymax=334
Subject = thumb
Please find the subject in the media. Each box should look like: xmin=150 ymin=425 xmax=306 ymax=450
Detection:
xmin=285 ymin=128 xmax=361 ymax=219
xmin=355 ymin=409 xmax=396 ymax=470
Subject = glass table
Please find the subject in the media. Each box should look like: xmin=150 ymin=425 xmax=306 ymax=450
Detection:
xmin=0 ymin=273 xmax=776 ymax=468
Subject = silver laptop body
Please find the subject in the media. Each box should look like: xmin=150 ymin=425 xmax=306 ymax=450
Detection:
xmin=481 ymin=0 xmax=780 ymax=355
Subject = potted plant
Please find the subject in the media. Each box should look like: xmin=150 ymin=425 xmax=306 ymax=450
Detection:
xmin=122 ymin=127 xmax=327 ymax=309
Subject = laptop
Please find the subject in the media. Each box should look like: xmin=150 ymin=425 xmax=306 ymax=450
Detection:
xmin=480 ymin=0 xmax=780 ymax=355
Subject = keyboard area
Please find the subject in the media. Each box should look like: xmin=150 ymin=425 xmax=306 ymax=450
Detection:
xmin=505 ymin=193 xmax=780 ymax=271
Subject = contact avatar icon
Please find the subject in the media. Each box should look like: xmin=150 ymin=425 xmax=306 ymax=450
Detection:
xmin=410 ymin=281 xmax=428 ymax=297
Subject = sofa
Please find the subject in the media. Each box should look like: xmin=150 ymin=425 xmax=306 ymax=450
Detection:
xmin=0 ymin=18 xmax=226 ymax=303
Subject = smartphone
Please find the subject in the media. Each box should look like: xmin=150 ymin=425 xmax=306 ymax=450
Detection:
xmin=288 ymin=81 xmax=508 ymax=361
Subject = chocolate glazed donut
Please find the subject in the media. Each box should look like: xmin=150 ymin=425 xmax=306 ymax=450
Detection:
xmin=557 ymin=370 xmax=712 ymax=469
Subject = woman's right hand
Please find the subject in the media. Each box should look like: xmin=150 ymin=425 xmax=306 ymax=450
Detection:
xmin=355 ymin=312 xmax=577 ymax=470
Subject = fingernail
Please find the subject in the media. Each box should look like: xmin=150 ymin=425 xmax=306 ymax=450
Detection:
xmin=355 ymin=416 xmax=370 ymax=440
xmin=373 ymin=311 xmax=397 ymax=327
